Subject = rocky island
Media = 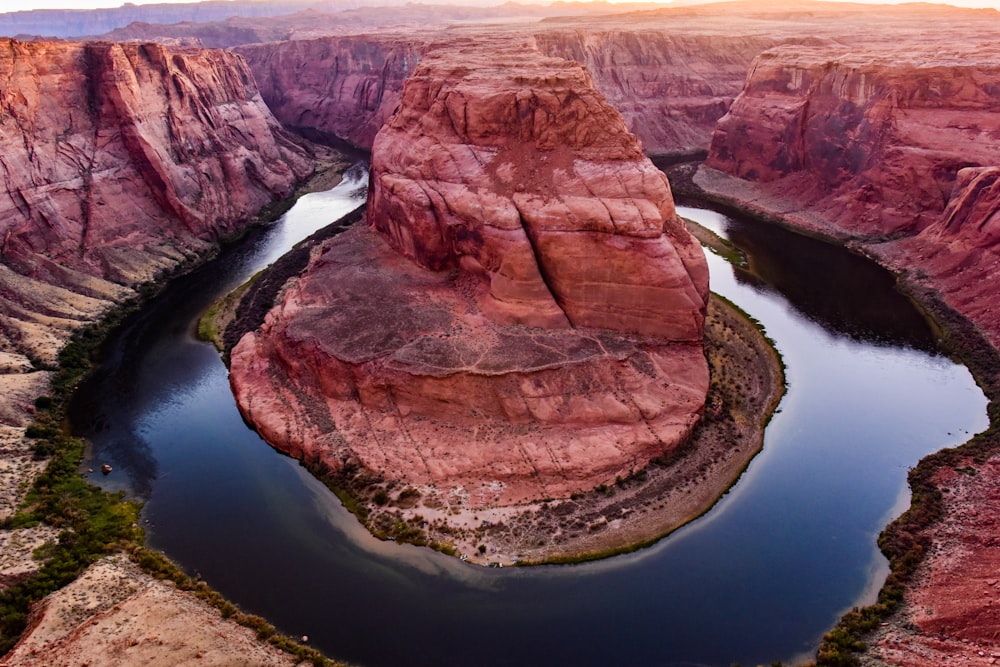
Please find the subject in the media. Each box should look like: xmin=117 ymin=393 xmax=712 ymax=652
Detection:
xmin=228 ymin=40 xmax=782 ymax=563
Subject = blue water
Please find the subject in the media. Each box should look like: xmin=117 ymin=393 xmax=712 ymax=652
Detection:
xmin=72 ymin=172 xmax=988 ymax=667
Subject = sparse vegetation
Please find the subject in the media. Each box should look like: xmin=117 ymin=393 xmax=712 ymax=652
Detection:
xmin=670 ymin=173 xmax=1000 ymax=666
xmin=0 ymin=162 xmax=357 ymax=662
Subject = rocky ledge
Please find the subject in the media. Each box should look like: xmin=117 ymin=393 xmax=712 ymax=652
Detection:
xmin=229 ymin=40 xmax=711 ymax=548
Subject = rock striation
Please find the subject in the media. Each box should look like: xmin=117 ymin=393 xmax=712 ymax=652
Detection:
xmin=236 ymin=34 xmax=423 ymax=149
xmin=230 ymin=40 xmax=709 ymax=511
xmin=237 ymin=28 xmax=778 ymax=156
xmin=533 ymin=30 xmax=780 ymax=157
xmin=697 ymin=38 xmax=1000 ymax=667
xmin=704 ymin=44 xmax=1000 ymax=239
xmin=699 ymin=42 xmax=1000 ymax=350
xmin=0 ymin=39 xmax=314 ymax=368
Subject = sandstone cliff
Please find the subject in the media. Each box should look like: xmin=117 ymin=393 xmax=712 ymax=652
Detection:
xmin=230 ymin=40 xmax=709 ymax=515
xmin=0 ymin=39 xmax=315 ymax=369
xmin=237 ymin=28 xmax=777 ymax=155
xmin=533 ymin=30 xmax=779 ymax=156
xmin=696 ymin=38 xmax=1000 ymax=667
xmin=236 ymin=35 xmax=423 ymax=149
xmin=699 ymin=42 xmax=1000 ymax=344
xmin=704 ymin=44 xmax=1000 ymax=239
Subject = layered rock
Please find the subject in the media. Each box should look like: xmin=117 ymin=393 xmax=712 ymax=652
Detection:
xmin=0 ymin=38 xmax=317 ymax=523
xmin=704 ymin=44 xmax=1000 ymax=239
xmin=0 ymin=39 xmax=315 ymax=367
xmin=533 ymin=30 xmax=779 ymax=156
xmin=887 ymin=166 xmax=1000 ymax=350
xmin=696 ymin=37 xmax=1000 ymax=667
xmin=236 ymin=34 xmax=423 ymax=149
xmin=237 ymin=28 xmax=778 ymax=155
xmin=230 ymin=40 xmax=709 ymax=510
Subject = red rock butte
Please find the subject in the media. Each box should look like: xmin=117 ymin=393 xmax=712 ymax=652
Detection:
xmin=230 ymin=40 xmax=710 ymax=508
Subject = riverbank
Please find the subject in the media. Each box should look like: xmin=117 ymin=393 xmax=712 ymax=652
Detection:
xmin=450 ymin=293 xmax=786 ymax=566
xmin=216 ymin=227 xmax=784 ymax=567
xmin=673 ymin=162 xmax=1000 ymax=667
xmin=0 ymin=158 xmax=353 ymax=665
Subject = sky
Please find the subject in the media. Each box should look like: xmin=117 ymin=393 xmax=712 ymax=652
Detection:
xmin=4 ymin=0 xmax=999 ymax=13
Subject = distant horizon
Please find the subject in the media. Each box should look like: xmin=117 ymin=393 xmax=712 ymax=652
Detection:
xmin=3 ymin=0 xmax=999 ymax=16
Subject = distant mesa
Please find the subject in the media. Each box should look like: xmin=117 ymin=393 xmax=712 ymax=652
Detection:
xmin=229 ymin=39 xmax=710 ymax=514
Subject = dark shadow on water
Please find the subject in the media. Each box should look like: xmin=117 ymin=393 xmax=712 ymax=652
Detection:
xmin=678 ymin=201 xmax=939 ymax=353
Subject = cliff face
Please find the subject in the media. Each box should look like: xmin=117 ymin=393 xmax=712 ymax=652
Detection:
xmin=238 ymin=28 xmax=777 ymax=155
xmin=705 ymin=45 xmax=1000 ymax=239
xmin=236 ymin=35 xmax=423 ymax=149
xmin=230 ymin=40 xmax=709 ymax=512
xmin=700 ymin=42 xmax=1000 ymax=344
xmin=0 ymin=38 xmax=314 ymax=400
xmin=367 ymin=38 xmax=708 ymax=338
xmin=696 ymin=42 xmax=1000 ymax=666
xmin=533 ymin=30 xmax=779 ymax=156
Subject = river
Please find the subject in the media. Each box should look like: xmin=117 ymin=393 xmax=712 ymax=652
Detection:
xmin=72 ymin=165 xmax=988 ymax=667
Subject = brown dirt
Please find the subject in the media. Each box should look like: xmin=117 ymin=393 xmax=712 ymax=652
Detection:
xmin=862 ymin=453 xmax=1000 ymax=667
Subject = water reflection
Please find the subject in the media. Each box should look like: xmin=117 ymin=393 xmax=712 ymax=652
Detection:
xmin=678 ymin=205 xmax=939 ymax=352
xmin=70 ymin=182 xmax=986 ymax=667
xmin=72 ymin=165 xmax=369 ymax=497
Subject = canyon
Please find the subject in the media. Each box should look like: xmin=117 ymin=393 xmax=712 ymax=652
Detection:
xmin=0 ymin=36 xmax=328 ymax=666
xmin=0 ymin=37 xmax=318 ymax=417
xmin=1 ymin=0 xmax=999 ymax=665
xmin=228 ymin=39 xmax=714 ymax=545
xmin=695 ymin=33 xmax=1000 ymax=667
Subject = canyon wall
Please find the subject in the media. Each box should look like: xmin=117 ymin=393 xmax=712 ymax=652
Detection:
xmin=704 ymin=44 xmax=1000 ymax=239
xmin=236 ymin=35 xmax=423 ymax=149
xmin=238 ymin=28 xmax=776 ymax=155
xmin=230 ymin=39 xmax=709 ymax=512
xmin=0 ymin=38 xmax=315 ymax=425
xmin=532 ymin=30 xmax=780 ymax=156
xmin=700 ymin=43 xmax=1000 ymax=347
xmin=698 ymin=40 xmax=1000 ymax=665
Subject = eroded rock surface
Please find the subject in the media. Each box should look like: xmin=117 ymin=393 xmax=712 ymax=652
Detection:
xmin=0 ymin=36 xmax=319 ymax=541
xmin=705 ymin=43 xmax=1000 ymax=239
xmin=237 ymin=34 xmax=424 ymax=149
xmin=532 ymin=29 xmax=780 ymax=157
xmin=696 ymin=35 xmax=1000 ymax=667
xmin=230 ymin=40 xmax=709 ymax=512
xmin=0 ymin=39 xmax=315 ymax=366
xmin=1 ymin=555 xmax=297 ymax=667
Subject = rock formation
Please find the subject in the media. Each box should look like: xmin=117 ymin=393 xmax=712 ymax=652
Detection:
xmin=533 ymin=30 xmax=780 ymax=156
xmin=0 ymin=39 xmax=314 ymax=368
xmin=236 ymin=35 xmax=424 ymax=149
xmin=230 ymin=40 xmax=709 ymax=511
xmin=704 ymin=44 xmax=1000 ymax=239
xmin=0 ymin=38 xmax=317 ymax=526
xmin=699 ymin=41 xmax=1000 ymax=350
xmin=696 ymin=36 xmax=1000 ymax=667
xmin=237 ymin=28 xmax=780 ymax=155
